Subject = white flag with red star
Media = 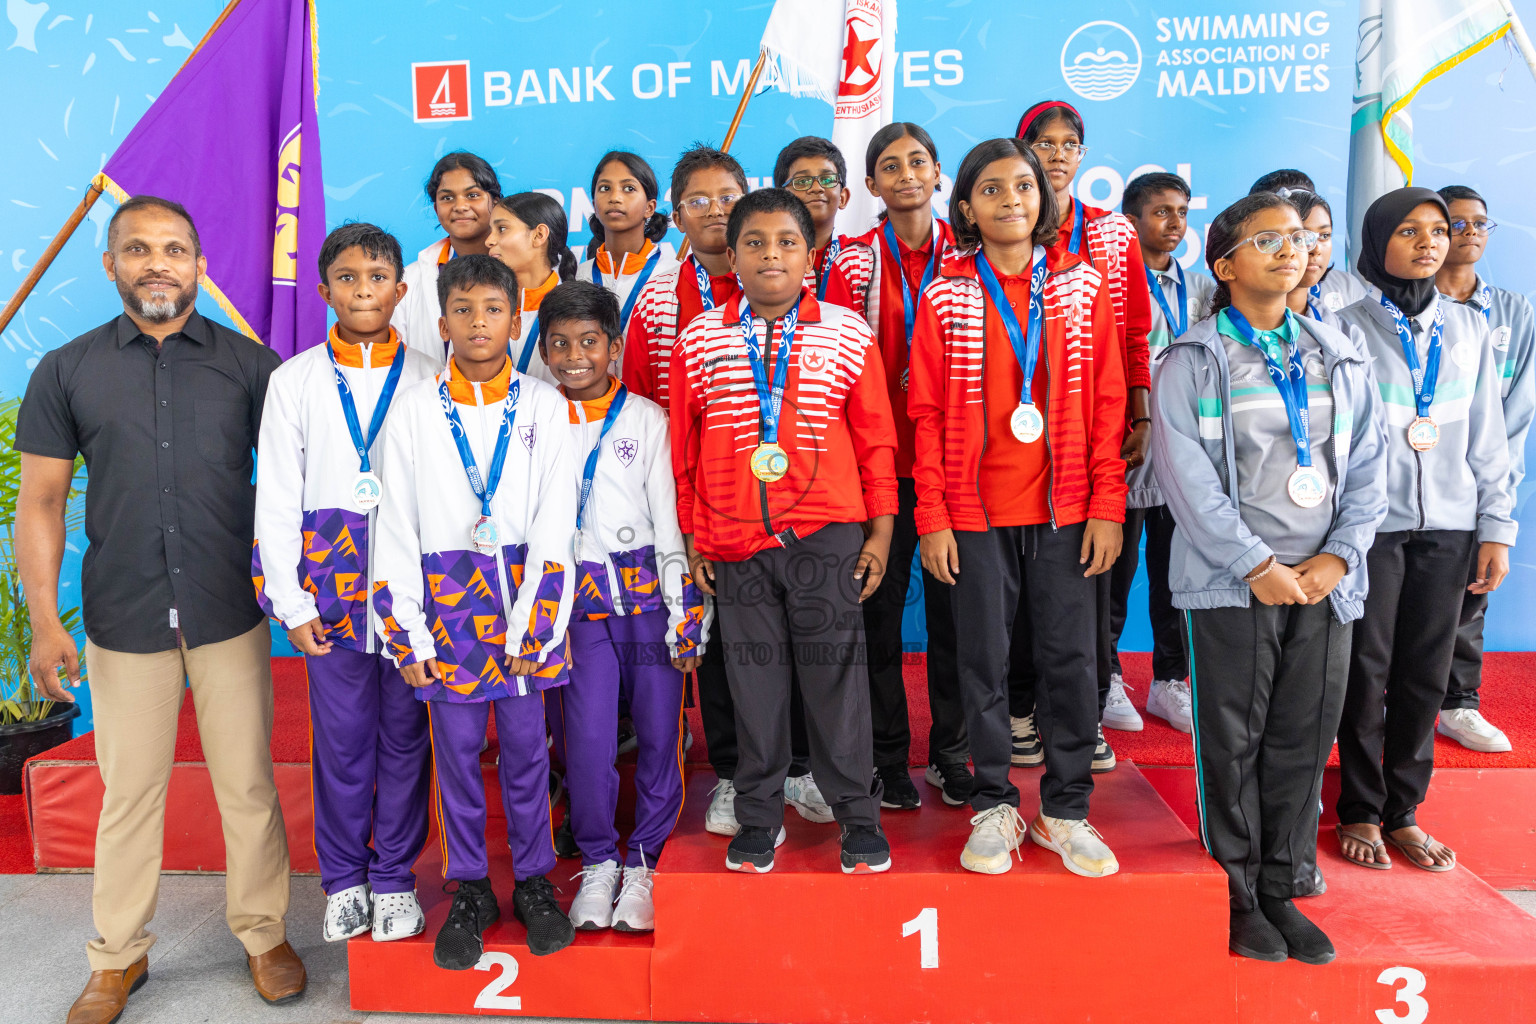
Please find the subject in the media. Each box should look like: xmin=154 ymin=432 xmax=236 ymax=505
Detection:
xmin=761 ymin=0 xmax=898 ymax=234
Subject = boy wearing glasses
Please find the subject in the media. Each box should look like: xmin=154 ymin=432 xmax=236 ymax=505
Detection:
xmin=1433 ymin=184 xmax=1535 ymax=754
xmin=775 ymin=137 xmax=857 ymax=302
xmin=1248 ymin=169 xmax=1369 ymax=316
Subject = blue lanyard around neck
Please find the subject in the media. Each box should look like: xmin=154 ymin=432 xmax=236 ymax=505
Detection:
xmin=690 ymin=255 xmax=716 ymax=313
xmin=439 ymin=375 xmax=521 ymax=518
xmin=740 ymin=302 xmax=798 ymax=444
xmin=575 ymin=384 xmax=629 ymax=547
xmin=327 ymin=340 xmax=406 ymax=473
xmin=594 ymin=247 xmax=661 ymax=332
xmin=883 ymin=220 xmax=940 ymax=353
xmin=816 ymin=237 xmax=842 ymax=300
xmin=1065 ymin=198 xmax=1085 ymax=257
xmin=975 ymin=248 xmax=1047 ymax=407
xmin=1306 ymin=283 xmax=1325 ymax=321
xmin=1225 ymin=307 xmax=1313 ymax=469
xmin=1474 ymin=280 xmax=1492 ymax=322
xmin=1380 ymin=294 xmax=1445 ymax=419
xmin=513 ymin=313 xmax=541 ymax=374
xmin=1145 ymin=263 xmax=1188 ymax=337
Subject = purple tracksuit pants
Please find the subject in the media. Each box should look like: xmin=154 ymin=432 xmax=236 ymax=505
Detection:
xmin=549 ymin=609 xmax=686 ymax=869
xmin=306 ymin=647 xmax=431 ymax=895
xmin=427 ymin=689 xmax=557 ymax=882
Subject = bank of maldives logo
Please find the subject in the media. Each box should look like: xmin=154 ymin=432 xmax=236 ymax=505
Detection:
xmin=1060 ymin=21 xmax=1141 ymax=101
xmin=412 ymin=61 xmax=472 ymax=122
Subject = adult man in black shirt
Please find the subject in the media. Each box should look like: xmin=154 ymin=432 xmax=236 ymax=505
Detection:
xmin=15 ymin=196 xmax=306 ymax=1024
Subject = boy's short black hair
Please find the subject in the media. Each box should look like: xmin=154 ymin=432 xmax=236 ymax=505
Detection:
xmin=726 ymin=188 xmax=816 ymax=250
xmin=436 ymin=253 xmax=517 ymax=314
xmin=538 ymin=280 xmax=621 ymax=348
xmin=774 ymin=136 xmax=847 ymax=189
xmin=670 ymin=143 xmax=749 ymax=208
xmin=1249 ymin=168 xmax=1316 ymax=195
xmin=1437 ymin=184 xmax=1487 ymax=207
xmin=1122 ymin=172 xmax=1192 ymax=218
xmin=108 ymin=195 xmax=201 ymax=255
xmin=318 ymin=222 xmax=404 ymax=282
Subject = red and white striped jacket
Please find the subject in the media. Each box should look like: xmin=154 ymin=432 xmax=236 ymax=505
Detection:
xmin=908 ymin=247 xmax=1128 ymax=535
xmin=668 ymin=289 xmax=899 ymax=562
xmin=621 ymin=260 xmax=740 ymax=408
xmin=1060 ymin=200 xmax=1151 ymax=394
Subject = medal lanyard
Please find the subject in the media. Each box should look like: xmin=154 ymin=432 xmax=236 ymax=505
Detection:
xmin=884 ymin=220 xmax=940 ymax=357
xmin=1381 ymin=294 xmax=1445 ymax=420
xmin=1306 ymin=283 xmax=1324 ymax=321
xmin=690 ymin=255 xmax=717 ymax=313
xmin=439 ymin=376 xmax=521 ymax=518
xmin=1065 ymin=198 xmax=1085 ymax=257
xmin=514 ymin=312 xmax=541 ymax=374
xmin=1475 ymin=280 xmax=1492 ymax=322
xmin=816 ymin=237 xmax=842 ymax=301
xmin=975 ymin=248 xmax=1047 ymax=409
xmin=575 ymin=384 xmax=629 ymax=547
xmin=328 ymin=341 xmax=406 ymax=473
xmin=1145 ymin=263 xmax=1189 ymax=337
xmin=1225 ymin=308 xmax=1314 ymax=470
xmin=740 ymin=302 xmax=798 ymax=445
xmin=594 ymin=247 xmax=662 ymax=332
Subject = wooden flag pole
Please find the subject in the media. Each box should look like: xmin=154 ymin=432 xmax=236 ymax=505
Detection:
xmin=677 ymin=50 xmax=768 ymax=263
xmin=0 ymin=0 xmax=242 ymax=338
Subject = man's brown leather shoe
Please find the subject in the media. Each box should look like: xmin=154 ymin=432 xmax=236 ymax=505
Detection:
xmin=66 ymin=956 xmax=148 ymax=1024
xmin=246 ymin=940 xmax=306 ymax=1004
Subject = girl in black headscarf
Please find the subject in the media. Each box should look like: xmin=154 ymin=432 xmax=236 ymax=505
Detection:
xmin=1332 ymin=188 xmax=1516 ymax=872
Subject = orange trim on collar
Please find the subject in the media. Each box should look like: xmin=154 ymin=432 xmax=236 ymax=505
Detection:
xmin=565 ymin=375 xmax=620 ymax=423
xmin=595 ymin=239 xmax=656 ymax=277
xmin=522 ymin=271 xmax=560 ymax=313
xmin=437 ymin=239 xmax=454 ymax=266
xmin=446 ymin=355 xmax=513 ymax=404
xmin=328 ymin=326 xmax=402 ymax=367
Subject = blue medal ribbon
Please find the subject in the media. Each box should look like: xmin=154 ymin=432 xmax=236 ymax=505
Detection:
xmin=690 ymin=255 xmax=717 ymax=313
xmin=974 ymin=248 xmax=1047 ymax=408
xmin=439 ymin=375 xmax=521 ymax=518
xmin=1224 ymin=308 xmax=1314 ymax=469
xmin=1306 ymin=283 xmax=1325 ymax=321
xmin=740 ymin=301 xmax=799 ymax=445
xmin=594 ymin=247 xmax=661 ymax=332
xmin=1474 ymin=280 xmax=1492 ymax=323
xmin=327 ymin=340 xmax=406 ymax=473
xmin=816 ymin=237 xmax=842 ymax=301
xmin=1380 ymin=294 xmax=1445 ymax=420
xmin=513 ymin=313 xmax=541 ymax=374
xmin=1145 ymin=263 xmax=1189 ymax=338
xmin=1065 ymin=198 xmax=1085 ymax=257
xmin=883 ymin=220 xmax=941 ymax=357
xmin=575 ymin=384 xmax=629 ymax=545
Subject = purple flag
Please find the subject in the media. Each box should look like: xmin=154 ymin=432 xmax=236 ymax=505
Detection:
xmin=101 ymin=0 xmax=326 ymax=358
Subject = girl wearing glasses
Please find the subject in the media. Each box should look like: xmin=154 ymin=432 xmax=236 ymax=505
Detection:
xmin=1333 ymin=187 xmax=1515 ymax=874
xmin=1430 ymin=185 xmax=1535 ymax=755
xmin=1248 ymin=170 xmax=1370 ymax=316
xmin=1009 ymin=101 xmax=1148 ymax=774
xmin=823 ymin=122 xmax=967 ymax=813
xmin=910 ymin=138 xmax=1126 ymax=879
xmin=1283 ymin=192 xmax=1345 ymax=327
xmin=575 ymin=151 xmax=678 ymax=372
xmin=1150 ymin=191 xmax=1388 ymax=964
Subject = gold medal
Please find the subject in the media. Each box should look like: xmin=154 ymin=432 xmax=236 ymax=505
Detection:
xmin=750 ymin=442 xmax=790 ymax=483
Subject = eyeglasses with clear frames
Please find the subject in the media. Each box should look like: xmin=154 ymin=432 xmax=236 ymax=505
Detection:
xmin=678 ymin=193 xmax=743 ymax=214
xmin=786 ymin=174 xmax=843 ymax=193
xmin=1451 ymin=218 xmax=1498 ymax=235
xmin=1030 ymin=141 xmax=1089 ymax=159
xmin=1221 ymin=229 xmax=1320 ymax=259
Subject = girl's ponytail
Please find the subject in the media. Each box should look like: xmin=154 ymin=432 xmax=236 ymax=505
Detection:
xmin=557 ymin=244 xmax=578 ymax=282
xmin=643 ymin=210 xmax=670 ymax=244
xmin=585 ymin=214 xmax=604 ymax=259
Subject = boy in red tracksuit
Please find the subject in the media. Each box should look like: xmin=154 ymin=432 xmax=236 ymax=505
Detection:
xmin=669 ymin=187 xmax=899 ymax=876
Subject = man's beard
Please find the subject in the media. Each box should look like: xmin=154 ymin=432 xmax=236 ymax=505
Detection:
xmin=117 ymin=276 xmax=195 ymax=324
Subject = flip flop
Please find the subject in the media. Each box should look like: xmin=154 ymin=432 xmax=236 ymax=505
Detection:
xmin=1385 ymin=831 xmax=1457 ymax=872
xmin=1336 ymin=824 xmax=1392 ymax=870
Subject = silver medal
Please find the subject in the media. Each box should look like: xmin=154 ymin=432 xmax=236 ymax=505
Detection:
xmin=1010 ymin=402 xmax=1044 ymax=444
xmin=470 ymin=515 xmax=500 ymax=556
xmin=1286 ymin=465 xmax=1327 ymax=508
xmin=352 ymin=471 xmax=383 ymax=511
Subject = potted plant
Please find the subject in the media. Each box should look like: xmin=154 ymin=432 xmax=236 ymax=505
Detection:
xmin=0 ymin=396 xmax=84 ymax=794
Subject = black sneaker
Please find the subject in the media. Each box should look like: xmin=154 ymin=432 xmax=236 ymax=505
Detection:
xmin=433 ymin=877 xmax=500 ymax=970
xmin=840 ymin=824 xmax=892 ymax=874
xmin=1229 ymin=907 xmax=1286 ymax=962
xmin=512 ymin=874 xmax=575 ymax=957
xmin=877 ymin=764 xmax=921 ymax=810
xmin=1259 ymin=896 xmax=1335 ymax=965
xmin=1298 ymin=866 xmax=1327 ymax=898
xmin=923 ymin=762 xmax=975 ymax=807
xmin=725 ymin=825 xmax=782 ymax=873
xmin=553 ymin=811 xmax=580 ymax=859
xmin=1009 ymin=713 xmax=1045 ymax=767
xmin=1091 ymin=725 xmax=1117 ymax=773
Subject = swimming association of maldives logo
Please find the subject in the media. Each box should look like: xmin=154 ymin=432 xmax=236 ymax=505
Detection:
xmin=412 ymin=60 xmax=472 ymax=123
xmin=1060 ymin=21 xmax=1142 ymax=101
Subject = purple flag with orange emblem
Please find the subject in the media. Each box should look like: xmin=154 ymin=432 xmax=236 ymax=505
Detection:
xmin=99 ymin=0 xmax=325 ymax=358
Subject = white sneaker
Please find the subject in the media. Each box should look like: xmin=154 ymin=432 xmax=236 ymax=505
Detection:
xmin=1437 ymin=708 xmax=1512 ymax=753
xmin=784 ymin=773 xmax=835 ymax=824
xmin=959 ymin=804 xmax=1026 ymax=874
xmin=1102 ymin=674 xmax=1144 ymax=732
xmin=612 ymin=865 xmax=656 ymax=932
xmin=1030 ymin=813 xmax=1119 ymax=877
xmin=705 ymin=778 xmax=739 ymax=836
xmin=322 ymin=883 xmax=372 ymax=942
xmin=1146 ymin=678 xmax=1194 ymax=733
xmin=370 ymin=889 xmax=425 ymax=942
xmin=569 ymin=859 xmax=621 ymax=930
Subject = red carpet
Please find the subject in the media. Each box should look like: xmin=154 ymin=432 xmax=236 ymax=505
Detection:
xmin=0 ymin=795 xmax=32 ymax=873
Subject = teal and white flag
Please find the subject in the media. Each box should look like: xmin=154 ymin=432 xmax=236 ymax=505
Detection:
xmin=1347 ymin=0 xmax=1521 ymax=263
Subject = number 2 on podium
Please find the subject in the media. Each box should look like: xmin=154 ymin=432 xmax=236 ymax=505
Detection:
xmin=474 ymin=951 xmax=521 ymax=1010
xmin=902 ymin=907 xmax=939 ymax=969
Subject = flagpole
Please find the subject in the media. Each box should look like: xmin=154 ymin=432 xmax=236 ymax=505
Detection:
xmin=677 ymin=50 xmax=768 ymax=263
xmin=0 ymin=0 xmax=243 ymax=337
xmin=1497 ymin=0 xmax=1536 ymax=83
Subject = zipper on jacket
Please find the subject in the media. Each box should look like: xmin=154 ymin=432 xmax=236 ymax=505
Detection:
xmin=758 ymin=316 xmax=777 ymax=540
xmin=974 ymin=301 xmax=992 ymax=528
xmin=1041 ymin=301 xmax=1057 ymax=531
xmin=1326 ymin=360 xmax=1341 ymax=516
xmin=359 ymin=343 xmax=378 ymax=656
xmin=475 ymin=380 xmax=524 ymax=695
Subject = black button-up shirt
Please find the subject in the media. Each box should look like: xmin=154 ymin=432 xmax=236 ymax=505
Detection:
xmin=15 ymin=311 xmax=282 ymax=653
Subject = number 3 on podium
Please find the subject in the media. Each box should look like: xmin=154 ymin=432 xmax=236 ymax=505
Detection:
xmin=1376 ymin=966 xmax=1428 ymax=1024
xmin=902 ymin=907 xmax=939 ymax=969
